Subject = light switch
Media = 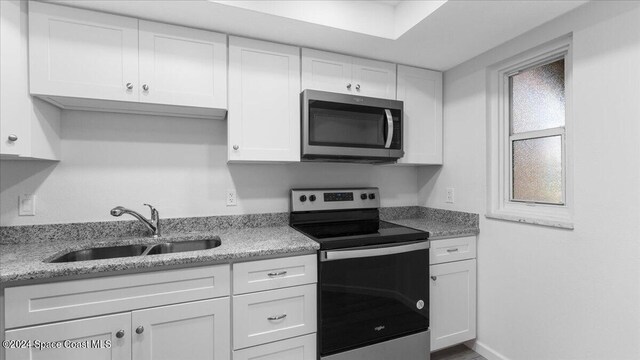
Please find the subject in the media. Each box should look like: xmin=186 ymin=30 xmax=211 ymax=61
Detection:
xmin=19 ymin=194 xmax=36 ymax=216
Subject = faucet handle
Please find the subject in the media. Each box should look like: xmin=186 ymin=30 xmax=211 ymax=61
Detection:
xmin=143 ymin=203 xmax=157 ymax=216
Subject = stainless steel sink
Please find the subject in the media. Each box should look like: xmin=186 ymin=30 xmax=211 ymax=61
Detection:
xmin=47 ymin=237 xmax=221 ymax=263
xmin=145 ymin=238 xmax=222 ymax=255
xmin=49 ymin=244 xmax=149 ymax=263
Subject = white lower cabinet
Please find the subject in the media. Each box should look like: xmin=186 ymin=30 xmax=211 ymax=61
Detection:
xmin=429 ymin=258 xmax=477 ymax=351
xmin=233 ymin=285 xmax=316 ymax=349
xmin=232 ymin=255 xmax=317 ymax=359
xmin=5 ymin=313 xmax=132 ymax=360
xmin=2 ymin=256 xmax=317 ymax=360
xmin=233 ymin=334 xmax=316 ymax=360
xmin=5 ymin=299 xmax=230 ymax=360
xmin=132 ymin=299 xmax=230 ymax=360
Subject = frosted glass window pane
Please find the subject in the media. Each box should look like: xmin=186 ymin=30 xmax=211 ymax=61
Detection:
xmin=510 ymin=59 xmax=565 ymax=134
xmin=512 ymin=136 xmax=563 ymax=204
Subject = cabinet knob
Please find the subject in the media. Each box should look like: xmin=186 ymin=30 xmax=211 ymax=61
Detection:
xmin=233 ymin=145 xmax=239 ymax=150
xmin=126 ymin=82 xmax=134 ymax=90
xmin=355 ymin=84 xmax=361 ymax=90
xmin=346 ymin=83 xmax=352 ymax=90
xmin=135 ymin=326 xmax=144 ymax=334
xmin=115 ymin=330 xmax=125 ymax=338
xmin=8 ymin=134 xmax=18 ymax=142
xmin=142 ymin=84 xmax=149 ymax=91
xmin=431 ymin=276 xmax=437 ymax=281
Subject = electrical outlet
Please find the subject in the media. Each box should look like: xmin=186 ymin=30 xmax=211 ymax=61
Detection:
xmin=226 ymin=189 xmax=237 ymax=206
xmin=446 ymin=188 xmax=455 ymax=204
xmin=19 ymin=194 xmax=36 ymax=216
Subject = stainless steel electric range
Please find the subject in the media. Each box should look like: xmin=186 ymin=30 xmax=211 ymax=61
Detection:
xmin=289 ymin=188 xmax=430 ymax=360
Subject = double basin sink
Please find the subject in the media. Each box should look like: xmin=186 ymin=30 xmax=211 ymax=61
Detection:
xmin=49 ymin=237 xmax=221 ymax=263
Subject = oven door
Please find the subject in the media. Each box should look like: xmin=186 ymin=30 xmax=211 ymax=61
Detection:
xmin=318 ymin=241 xmax=429 ymax=357
xmin=301 ymin=89 xmax=403 ymax=160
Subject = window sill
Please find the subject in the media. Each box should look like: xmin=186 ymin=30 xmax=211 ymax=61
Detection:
xmin=485 ymin=212 xmax=574 ymax=230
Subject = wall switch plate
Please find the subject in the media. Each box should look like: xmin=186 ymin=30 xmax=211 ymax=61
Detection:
xmin=446 ymin=188 xmax=455 ymax=203
xmin=226 ymin=189 xmax=237 ymax=206
xmin=19 ymin=194 xmax=36 ymax=216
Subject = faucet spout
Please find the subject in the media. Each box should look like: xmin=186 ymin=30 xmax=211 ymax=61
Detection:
xmin=110 ymin=204 xmax=161 ymax=237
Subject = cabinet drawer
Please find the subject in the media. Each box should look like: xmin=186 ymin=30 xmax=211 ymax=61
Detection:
xmin=4 ymin=265 xmax=230 ymax=329
xmin=233 ymin=334 xmax=316 ymax=360
xmin=429 ymin=236 xmax=476 ymax=264
xmin=233 ymin=284 xmax=316 ymax=349
xmin=233 ymin=255 xmax=317 ymax=294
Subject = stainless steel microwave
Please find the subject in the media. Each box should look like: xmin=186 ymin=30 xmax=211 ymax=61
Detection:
xmin=301 ymin=90 xmax=404 ymax=163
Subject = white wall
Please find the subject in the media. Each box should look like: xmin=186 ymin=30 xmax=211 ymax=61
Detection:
xmin=0 ymin=110 xmax=418 ymax=226
xmin=419 ymin=2 xmax=640 ymax=359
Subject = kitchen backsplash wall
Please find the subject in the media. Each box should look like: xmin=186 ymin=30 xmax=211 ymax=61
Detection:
xmin=0 ymin=110 xmax=418 ymax=226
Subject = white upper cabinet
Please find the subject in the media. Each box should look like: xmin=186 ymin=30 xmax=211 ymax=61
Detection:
xmin=352 ymin=57 xmax=397 ymax=99
xmin=396 ymin=65 xmax=443 ymax=165
xmin=228 ymin=37 xmax=300 ymax=162
xmin=1 ymin=0 xmax=60 ymax=160
xmin=302 ymin=48 xmax=396 ymax=99
xmin=29 ymin=1 xmax=139 ymax=102
xmin=301 ymin=49 xmax=352 ymax=95
xmin=138 ymin=20 xmax=227 ymax=109
xmin=28 ymin=2 xmax=227 ymax=119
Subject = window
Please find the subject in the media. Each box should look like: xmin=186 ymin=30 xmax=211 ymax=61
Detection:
xmin=487 ymin=36 xmax=573 ymax=229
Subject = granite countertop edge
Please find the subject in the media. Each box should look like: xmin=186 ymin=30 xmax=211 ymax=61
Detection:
xmin=0 ymin=226 xmax=319 ymax=285
xmin=1 ymin=213 xmax=479 ymax=285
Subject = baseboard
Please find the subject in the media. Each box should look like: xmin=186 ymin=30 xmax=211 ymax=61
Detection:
xmin=464 ymin=340 xmax=510 ymax=360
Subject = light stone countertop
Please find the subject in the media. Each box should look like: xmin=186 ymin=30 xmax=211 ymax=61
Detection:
xmin=0 ymin=208 xmax=479 ymax=285
xmin=0 ymin=226 xmax=319 ymax=284
xmin=386 ymin=218 xmax=479 ymax=239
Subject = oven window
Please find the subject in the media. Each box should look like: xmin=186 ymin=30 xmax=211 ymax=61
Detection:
xmin=309 ymin=101 xmax=396 ymax=148
xmin=319 ymin=248 xmax=429 ymax=356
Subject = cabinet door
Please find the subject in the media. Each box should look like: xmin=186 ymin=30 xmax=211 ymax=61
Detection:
xmin=301 ymin=48 xmax=352 ymax=94
xmin=5 ymin=313 xmax=131 ymax=360
xmin=233 ymin=334 xmax=316 ymax=360
xmin=228 ymin=37 xmax=300 ymax=162
xmin=28 ymin=2 xmax=139 ymax=102
xmin=138 ymin=20 xmax=227 ymax=109
xmin=0 ymin=0 xmax=28 ymax=156
xmin=352 ymin=57 xmax=397 ymax=99
xmin=396 ymin=65 xmax=443 ymax=165
xmin=132 ymin=298 xmax=230 ymax=360
xmin=430 ymin=259 xmax=477 ymax=351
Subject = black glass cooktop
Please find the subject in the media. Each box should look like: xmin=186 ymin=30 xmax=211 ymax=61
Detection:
xmin=291 ymin=220 xmax=428 ymax=250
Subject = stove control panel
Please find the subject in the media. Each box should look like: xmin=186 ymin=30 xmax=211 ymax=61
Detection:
xmin=290 ymin=188 xmax=380 ymax=212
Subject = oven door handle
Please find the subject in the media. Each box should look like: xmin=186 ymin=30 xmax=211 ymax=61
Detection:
xmin=320 ymin=241 xmax=429 ymax=262
xmin=384 ymin=109 xmax=393 ymax=149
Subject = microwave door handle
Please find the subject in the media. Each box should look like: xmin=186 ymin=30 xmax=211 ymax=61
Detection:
xmin=384 ymin=109 xmax=393 ymax=149
xmin=321 ymin=241 xmax=429 ymax=262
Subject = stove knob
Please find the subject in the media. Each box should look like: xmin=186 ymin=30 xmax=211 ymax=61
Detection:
xmin=368 ymin=193 xmax=376 ymax=200
xmin=360 ymin=193 xmax=367 ymax=200
xmin=299 ymin=195 xmax=307 ymax=202
xmin=309 ymin=195 xmax=316 ymax=202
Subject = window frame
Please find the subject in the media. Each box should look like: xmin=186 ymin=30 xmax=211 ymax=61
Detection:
xmin=487 ymin=36 xmax=574 ymax=229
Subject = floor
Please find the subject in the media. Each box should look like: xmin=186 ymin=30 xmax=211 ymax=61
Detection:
xmin=432 ymin=344 xmax=487 ymax=360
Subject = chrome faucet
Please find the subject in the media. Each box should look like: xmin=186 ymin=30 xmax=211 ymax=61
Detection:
xmin=110 ymin=204 xmax=161 ymax=238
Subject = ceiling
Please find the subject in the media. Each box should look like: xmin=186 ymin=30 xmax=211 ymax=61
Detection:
xmin=46 ymin=0 xmax=588 ymax=71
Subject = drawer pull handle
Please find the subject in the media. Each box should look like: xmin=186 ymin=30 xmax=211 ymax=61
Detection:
xmin=267 ymin=314 xmax=287 ymax=321
xmin=431 ymin=276 xmax=437 ymax=281
xmin=267 ymin=271 xmax=287 ymax=277
xmin=446 ymin=248 xmax=459 ymax=253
